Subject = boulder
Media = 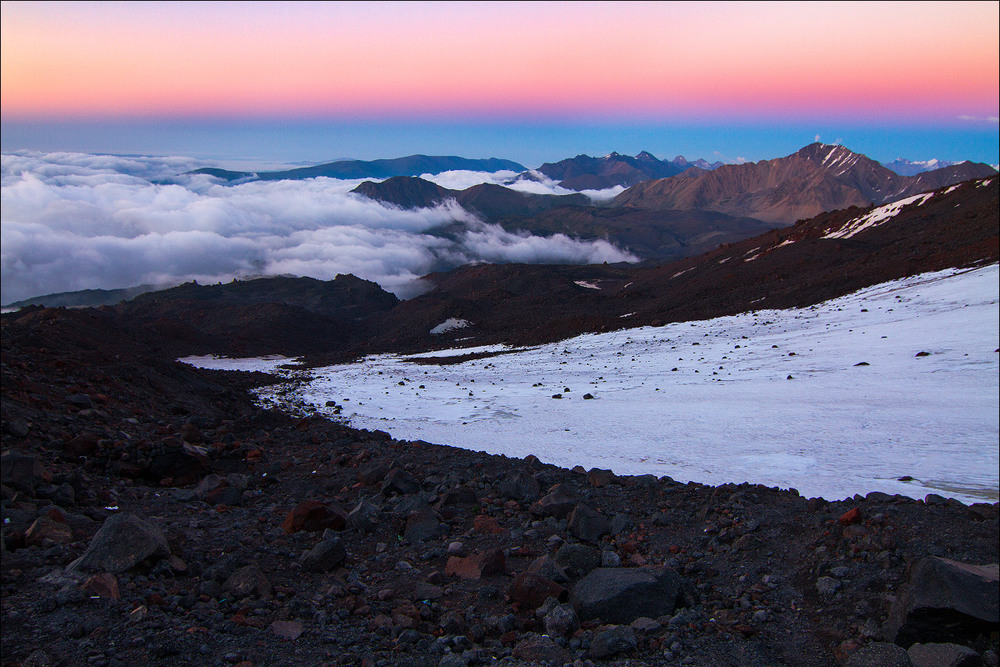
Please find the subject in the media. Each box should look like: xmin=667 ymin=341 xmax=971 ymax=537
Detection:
xmin=908 ymin=643 xmax=982 ymax=667
xmin=1 ymin=450 xmax=51 ymax=492
xmin=573 ymin=567 xmax=683 ymax=624
xmin=300 ymin=535 xmax=346 ymax=572
xmin=281 ymin=500 xmax=347 ymax=534
xmin=224 ymin=562 xmax=271 ymax=598
xmin=846 ymin=642 xmax=913 ymax=667
xmin=497 ymin=470 xmax=540 ymax=502
xmin=568 ymin=503 xmax=610 ymax=543
xmin=403 ymin=507 xmax=444 ymax=545
xmin=512 ymin=634 xmax=569 ymax=664
xmin=344 ymin=500 xmax=377 ymax=533
xmin=542 ymin=602 xmax=579 ymax=637
xmin=589 ymin=625 xmax=638 ymax=659
xmin=555 ymin=543 xmax=601 ymax=578
xmin=381 ymin=468 xmax=421 ymax=495
xmin=70 ymin=513 xmax=170 ymax=573
xmin=529 ymin=483 xmax=579 ymax=518
xmin=885 ymin=557 xmax=999 ymax=647
xmin=587 ymin=468 xmax=618 ymax=488
xmin=509 ymin=571 xmax=567 ymax=610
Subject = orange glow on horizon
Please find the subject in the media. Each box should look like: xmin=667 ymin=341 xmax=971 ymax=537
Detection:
xmin=2 ymin=1 xmax=997 ymax=123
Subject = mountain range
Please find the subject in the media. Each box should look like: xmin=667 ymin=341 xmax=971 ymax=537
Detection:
xmin=611 ymin=143 xmax=996 ymax=224
xmin=189 ymin=155 xmax=527 ymax=182
xmin=344 ymin=143 xmax=994 ymax=261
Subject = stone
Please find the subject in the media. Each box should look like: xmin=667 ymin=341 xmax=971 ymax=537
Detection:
xmin=846 ymin=642 xmax=914 ymax=667
xmin=439 ymin=486 xmax=478 ymax=506
xmin=586 ymin=468 xmax=618 ymax=487
xmin=446 ymin=549 xmax=505 ymax=580
xmin=270 ymin=620 xmax=303 ymax=640
xmin=509 ymin=572 xmax=567 ymax=610
xmin=281 ymin=500 xmax=347 ymax=534
xmin=839 ymin=507 xmax=862 ymax=526
xmin=223 ymin=563 xmax=271 ymax=598
xmin=439 ymin=610 xmax=466 ymax=635
xmin=526 ymin=555 xmax=570 ymax=584
xmin=885 ymin=557 xmax=999 ymax=647
xmin=81 ymin=573 xmax=120 ymax=600
xmin=529 ymin=483 xmax=579 ymax=518
xmin=816 ymin=576 xmax=841 ymax=596
xmin=25 ymin=516 xmax=73 ymax=545
xmin=543 ymin=602 xmax=579 ymax=637
xmin=631 ymin=616 xmax=661 ymax=634
xmin=512 ymin=634 xmax=569 ymax=664
xmin=473 ymin=515 xmax=505 ymax=534
xmin=573 ymin=567 xmax=683 ymax=624
xmin=300 ymin=536 xmax=347 ymax=572
xmin=346 ymin=498 xmax=380 ymax=532
xmin=589 ymin=625 xmax=638 ymax=659
xmin=70 ymin=513 xmax=170 ymax=573
xmin=908 ymin=643 xmax=982 ymax=667
xmin=568 ymin=503 xmax=610 ymax=543
xmin=498 ymin=470 xmax=540 ymax=502
xmin=413 ymin=582 xmax=444 ymax=600
xmin=0 ymin=450 xmax=50 ymax=492
xmin=403 ymin=507 xmax=443 ymax=545
xmin=381 ymin=468 xmax=421 ymax=495
xmin=555 ymin=543 xmax=601 ymax=578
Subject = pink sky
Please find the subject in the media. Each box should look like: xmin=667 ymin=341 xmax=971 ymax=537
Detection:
xmin=2 ymin=1 xmax=998 ymax=123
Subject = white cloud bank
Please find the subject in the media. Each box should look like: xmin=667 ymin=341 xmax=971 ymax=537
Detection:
xmin=1 ymin=152 xmax=635 ymax=304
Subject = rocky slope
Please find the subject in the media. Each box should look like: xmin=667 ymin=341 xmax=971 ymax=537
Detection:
xmin=2 ymin=297 xmax=998 ymax=667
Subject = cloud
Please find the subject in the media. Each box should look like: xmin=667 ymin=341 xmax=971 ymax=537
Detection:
xmin=1 ymin=151 xmax=636 ymax=304
xmin=958 ymin=114 xmax=1000 ymax=123
xmin=815 ymin=134 xmax=821 ymax=142
xmin=419 ymin=169 xmax=624 ymax=202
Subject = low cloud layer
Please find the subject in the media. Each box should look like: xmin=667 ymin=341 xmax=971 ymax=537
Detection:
xmin=420 ymin=169 xmax=625 ymax=202
xmin=1 ymin=152 xmax=635 ymax=304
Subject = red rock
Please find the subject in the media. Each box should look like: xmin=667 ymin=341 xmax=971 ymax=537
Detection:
xmin=25 ymin=516 xmax=73 ymax=545
xmin=839 ymin=507 xmax=862 ymax=526
xmin=281 ymin=500 xmax=346 ymax=534
xmin=446 ymin=555 xmax=484 ymax=580
xmin=473 ymin=515 xmax=505 ymax=534
xmin=82 ymin=573 xmax=120 ymax=600
xmin=509 ymin=572 xmax=566 ymax=610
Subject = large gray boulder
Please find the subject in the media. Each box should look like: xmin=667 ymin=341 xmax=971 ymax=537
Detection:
xmin=69 ymin=513 xmax=170 ymax=573
xmin=572 ymin=566 xmax=683 ymax=624
xmin=885 ymin=557 xmax=999 ymax=647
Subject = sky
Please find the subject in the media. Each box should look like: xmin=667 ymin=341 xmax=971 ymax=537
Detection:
xmin=2 ymin=1 xmax=998 ymax=165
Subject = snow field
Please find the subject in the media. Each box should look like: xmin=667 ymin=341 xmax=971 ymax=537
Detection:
xmin=187 ymin=265 xmax=999 ymax=504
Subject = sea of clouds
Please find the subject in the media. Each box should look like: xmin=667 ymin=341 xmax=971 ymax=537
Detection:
xmin=0 ymin=152 xmax=634 ymax=304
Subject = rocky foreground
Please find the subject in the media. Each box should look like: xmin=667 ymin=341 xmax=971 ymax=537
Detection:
xmin=2 ymin=303 xmax=999 ymax=667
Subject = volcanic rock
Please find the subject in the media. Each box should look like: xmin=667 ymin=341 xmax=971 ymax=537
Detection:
xmin=69 ymin=513 xmax=170 ymax=573
xmin=885 ymin=557 xmax=999 ymax=647
xmin=573 ymin=566 xmax=684 ymax=624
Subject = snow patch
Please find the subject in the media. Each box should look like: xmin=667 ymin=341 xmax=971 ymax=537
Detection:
xmin=208 ymin=265 xmax=1000 ymax=505
xmin=574 ymin=280 xmax=601 ymax=290
xmin=823 ymin=192 xmax=935 ymax=240
xmin=430 ymin=318 xmax=470 ymax=334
